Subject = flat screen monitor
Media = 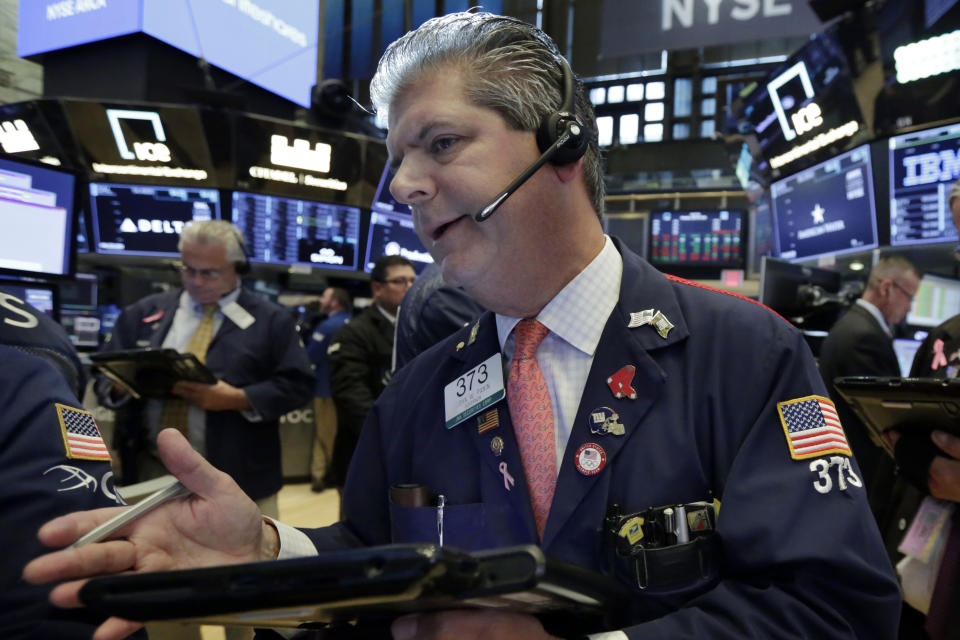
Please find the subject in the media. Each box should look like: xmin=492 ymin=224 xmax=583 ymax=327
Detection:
xmin=604 ymin=214 xmax=647 ymax=258
xmin=89 ymin=183 xmax=220 ymax=256
xmin=888 ymin=121 xmax=960 ymax=246
xmin=907 ymin=273 xmax=960 ymax=328
xmin=370 ymin=162 xmax=410 ymax=215
xmin=770 ymin=144 xmax=878 ymax=262
xmin=0 ymin=156 xmax=76 ymax=278
xmin=759 ymin=256 xmax=842 ymax=329
xmin=231 ymin=192 xmax=361 ymax=270
xmin=649 ymin=209 xmax=744 ymax=268
xmin=893 ymin=338 xmax=923 ymax=377
xmin=0 ymin=280 xmax=58 ymax=321
xmin=364 ymin=210 xmax=433 ymax=274
xmin=60 ymin=273 xmax=100 ymax=349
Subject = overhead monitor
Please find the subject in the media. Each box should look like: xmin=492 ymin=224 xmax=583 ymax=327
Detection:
xmin=89 ymin=183 xmax=220 ymax=257
xmin=888 ymin=120 xmax=960 ymax=246
xmin=648 ymin=209 xmax=744 ymax=270
xmin=370 ymin=162 xmax=410 ymax=215
xmin=19 ymin=1 xmax=319 ymax=108
xmin=770 ymin=144 xmax=878 ymax=262
xmin=0 ymin=280 xmax=59 ymax=321
xmin=231 ymin=192 xmax=361 ymax=270
xmin=603 ymin=214 xmax=647 ymax=258
xmin=0 ymin=155 xmax=76 ymax=278
xmin=364 ymin=210 xmax=433 ymax=274
xmin=734 ymin=28 xmax=864 ymax=173
xmin=893 ymin=338 xmax=923 ymax=377
xmin=60 ymin=273 xmax=100 ymax=349
xmin=907 ymin=273 xmax=960 ymax=328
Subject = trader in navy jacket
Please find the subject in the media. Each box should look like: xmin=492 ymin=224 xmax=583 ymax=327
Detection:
xmin=0 ymin=288 xmax=143 ymax=639
xmin=27 ymin=13 xmax=899 ymax=640
xmin=97 ymin=220 xmax=314 ymax=509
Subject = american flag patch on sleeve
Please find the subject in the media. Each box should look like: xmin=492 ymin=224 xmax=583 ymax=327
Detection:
xmin=777 ymin=395 xmax=852 ymax=460
xmin=56 ymin=403 xmax=111 ymax=461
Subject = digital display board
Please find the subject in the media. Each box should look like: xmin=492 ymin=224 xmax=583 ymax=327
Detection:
xmin=770 ymin=144 xmax=878 ymax=262
xmin=735 ymin=28 xmax=864 ymax=173
xmin=231 ymin=191 xmax=361 ymax=270
xmin=19 ymin=0 xmax=318 ymax=108
xmin=60 ymin=272 xmax=100 ymax=348
xmin=90 ymin=183 xmax=220 ymax=256
xmin=364 ymin=210 xmax=433 ymax=274
xmin=64 ymin=102 xmax=217 ymax=186
xmin=649 ymin=210 xmax=744 ymax=266
xmin=907 ymin=273 xmax=960 ymax=328
xmin=0 ymin=156 xmax=75 ymax=278
xmin=888 ymin=121 xmax=960 ymax=246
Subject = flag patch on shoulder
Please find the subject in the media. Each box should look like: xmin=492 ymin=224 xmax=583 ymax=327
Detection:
xmin=56 ymin=403 xmax=111 ymax=461
xmin=777 ymin=395 xmax=851 ymax=460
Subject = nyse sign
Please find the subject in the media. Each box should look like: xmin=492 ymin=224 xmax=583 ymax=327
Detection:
xmin=602 ymin=0 xmax=821 ymax=57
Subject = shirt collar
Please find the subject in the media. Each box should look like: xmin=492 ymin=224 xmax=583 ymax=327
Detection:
xmin=376 ymin=304 xmax=397 ymax=325
xmin=496 ymin=235 xmax=622 ymax=355
xmin=856 ymin=298 xmax=892 ymax=337
xmin=181 ymin=285 xmax=241 ymax=314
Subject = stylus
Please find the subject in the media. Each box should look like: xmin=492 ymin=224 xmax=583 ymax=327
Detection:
xmin=71 ymin=481 xmax=193 ymax=548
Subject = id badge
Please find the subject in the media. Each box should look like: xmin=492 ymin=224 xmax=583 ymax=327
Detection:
xmin=443 ymin=353 xmax=504 ymax=429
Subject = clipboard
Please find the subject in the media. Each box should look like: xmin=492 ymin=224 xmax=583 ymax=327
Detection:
xmin=89 ymin=348 xmax=217 ymax=399
xmin=78 ymin=544 xmax=627 ymax=630
xmin=833 ymin=376 xmax=960 ymax=455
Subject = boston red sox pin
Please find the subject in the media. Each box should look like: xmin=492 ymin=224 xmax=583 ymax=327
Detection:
xmin=607 ymin=365 xmax=637 ymax=399
xmin=575 ymin=443 xmax=606 ymax=475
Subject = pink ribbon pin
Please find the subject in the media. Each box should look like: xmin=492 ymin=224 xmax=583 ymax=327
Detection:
xmin=499 ymin=461 xmax=515 ymax=491
xmin=932 ymin=339 xmax=948 ymax=370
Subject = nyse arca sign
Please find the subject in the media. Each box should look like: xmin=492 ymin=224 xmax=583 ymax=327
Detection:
xmin=602 ymin=0 xmax=822 ymax=57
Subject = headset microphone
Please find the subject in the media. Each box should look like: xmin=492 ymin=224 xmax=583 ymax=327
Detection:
xmin=474 ymin=122 xmax=582 ymax=222
xmin=474 ymin=56 xmax=588 ymax=223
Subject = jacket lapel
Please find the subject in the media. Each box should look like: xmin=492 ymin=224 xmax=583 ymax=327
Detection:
xmin=148 ymin=293 xmax=182 ymax=348
xmin=543 ymin=245 xmax=690 ymax=547
xmin=451 ymin=314 xmax=539 ymax=542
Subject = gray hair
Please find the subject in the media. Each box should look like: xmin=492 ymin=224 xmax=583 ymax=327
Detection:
xmin=178 ymin=220 xmax=247 ymax=265
xmin=867 ymin=255 xmax=918 ymax=291
xmin=370 ymin=11 xmax=605 ymax=217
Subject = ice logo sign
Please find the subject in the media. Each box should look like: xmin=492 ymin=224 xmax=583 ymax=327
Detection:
xmin=767 ymin=61 xmax=822 ymax=142
xmin=106 ymin=109 xmax=171 ymax=162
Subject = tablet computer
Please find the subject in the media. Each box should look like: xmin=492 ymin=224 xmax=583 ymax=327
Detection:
xmin=833 ymin=376 xmax=960 ymax=454
xmin=90 ymin=348 xmax=217 ymax=399
xmin=78 ymin=544 xmax=626 ymax=629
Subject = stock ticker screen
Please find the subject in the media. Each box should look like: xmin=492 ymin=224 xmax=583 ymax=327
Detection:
xmin=770 ymin=144 xmax=878 ymax=262
xmin=649 ymin=209 xmax=744 ymax=266
xmin=89 ymin=183 xmax=220 ymax=256
xmin=889 ymin=121 xmax=960 ymax=246
xmin=231 ymin=191 xmax=361 ymax=270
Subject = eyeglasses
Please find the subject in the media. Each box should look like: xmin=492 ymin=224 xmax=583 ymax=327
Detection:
xmin=891 ymin=280 xmax=916 ymax=303
xmin=179 ymin=263 xmax=230 ymax=280
xmin=383 ymin=276 xmax=416 ymax=288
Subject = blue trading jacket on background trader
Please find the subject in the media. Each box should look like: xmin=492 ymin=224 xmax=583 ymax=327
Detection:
xmin=0 ymin=292 xmax=143 ymax=639
xmin=302 ymin=241 xmax=901 ymax=639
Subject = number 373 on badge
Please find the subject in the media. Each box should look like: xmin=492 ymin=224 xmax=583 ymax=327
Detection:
xmin=444 ymin=353 xmax=505 ymax=430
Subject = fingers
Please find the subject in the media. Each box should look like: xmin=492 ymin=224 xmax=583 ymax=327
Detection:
xmin=35 ymin=506 xmax=127 ymax=548
xmin=93 ymin=617 xmax=147 ymax=640
xmin=156 ymin=428 xmax=241 ymax=502
xmin=23 ymin=539 xmax=138 ymax=586
xmin=932 ymin=431 xmax=960 ymax=459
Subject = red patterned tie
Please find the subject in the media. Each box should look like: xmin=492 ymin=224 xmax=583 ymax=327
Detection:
xmin=507 ymin=319 xmax=556 ymax=539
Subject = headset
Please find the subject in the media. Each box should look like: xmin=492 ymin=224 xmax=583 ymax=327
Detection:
xmin=474 ymin=55 xmax=589 ymax=222
xmin=230 ymin=226 xmax=251 ymax=275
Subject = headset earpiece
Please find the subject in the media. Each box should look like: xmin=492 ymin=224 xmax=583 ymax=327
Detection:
xmin=536 ymin=110 xmax=588 ymax=165
xmin=534 ymin=57 xmax=588 ymax=166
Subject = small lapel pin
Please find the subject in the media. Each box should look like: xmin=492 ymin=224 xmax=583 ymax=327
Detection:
xmin=606 ymin=365 xmax=637 ymax=400
xmin=499 ymin=461 xmax=515 ymax=490
xmin=588 ymin=406 xmax=626 ymax=436
xmin=651 ymin=311 xmax=674 ymax=339
xmin=627 ymin=309 xmax=655 ymax=328
xmin=455 ymin=341 xmax=465 ymax=352
xmin=490 ymin=436 xmax=505 ymax=456
xmin=478 ymin=409 xmax=500 ymax=434
xmin=467 ymin=321 xmax=480 ymax=346
xmin=575 ymin=443 xmax=607 ymax=476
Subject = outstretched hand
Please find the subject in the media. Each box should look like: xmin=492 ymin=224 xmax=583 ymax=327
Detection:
xmin=23 ymin=428 xmax=275 ymax=640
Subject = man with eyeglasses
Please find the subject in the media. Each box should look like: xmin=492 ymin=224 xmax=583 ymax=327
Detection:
xmin=818 ymin=255 xmax=920 ymax=515
xmin=327 ymin=255 xmax=416 ymax=488
xmin=96 ymin=219 xmax=314 ymax=520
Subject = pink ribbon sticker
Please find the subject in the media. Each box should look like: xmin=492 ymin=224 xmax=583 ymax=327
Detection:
xmin=932 ymin=339 xmax=948 ymax=370
xmin=499 ymin=461 xmax=515 ymax=491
